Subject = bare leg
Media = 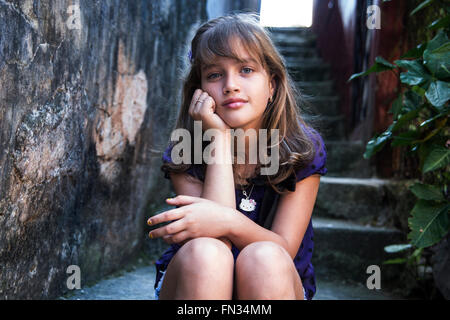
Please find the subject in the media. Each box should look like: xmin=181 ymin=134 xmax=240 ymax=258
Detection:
xmin=234 ymin=241 xmax=304 ymax=300
xmin=159 ymin=237 xmax=235 ymax=300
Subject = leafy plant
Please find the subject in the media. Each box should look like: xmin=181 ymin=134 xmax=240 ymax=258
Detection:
xmin=349 ymin=1 xmax=450 ymax=260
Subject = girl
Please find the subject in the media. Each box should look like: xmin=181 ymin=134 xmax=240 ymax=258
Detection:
xmin=148 ymin=13 xmax=327 ymax=300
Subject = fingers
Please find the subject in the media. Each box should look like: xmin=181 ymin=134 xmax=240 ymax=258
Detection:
xmin=150 ymin=218 xmax=186 ymax=239
xmin=166 ymin=195 xmax=206 ymax=206
xmin=147 ymin=207 xmax=184 ymax=226
xmin=193 ymin=92 xmax=210 ymax=114
xmin=163 ymin=232 xmax=192 ymax=245
xmin=188 ymin=89 xmax=215 ymax=120
xmin=189 ymin=89 xmax=203 ymax=119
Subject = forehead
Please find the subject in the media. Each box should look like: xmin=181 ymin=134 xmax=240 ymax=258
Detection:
xmin=201 ymin=55 xmax=259 ymax=71
xmin=199 ymin=36 xmax=264 ymax=71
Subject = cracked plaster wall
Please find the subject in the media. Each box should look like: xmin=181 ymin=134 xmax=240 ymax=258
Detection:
xmin=0 ymin=0 xmax=205 ymax=299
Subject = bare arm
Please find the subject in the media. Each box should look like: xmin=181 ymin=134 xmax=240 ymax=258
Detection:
xmin=199 ymin=130 xmax=235 ymax=248
xmin=169 ymin=131 xmax=235 ymax=249
xmin=223 ymin=174 xmax=321 ymax=258
xmin=201 ymin=130 xmax=235 ymax=209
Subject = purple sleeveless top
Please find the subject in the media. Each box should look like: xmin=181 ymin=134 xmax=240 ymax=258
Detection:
xmin=154 ymin=126 xmax=327 ymax=300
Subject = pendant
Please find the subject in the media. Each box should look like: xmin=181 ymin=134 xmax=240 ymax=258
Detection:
xmin=239 ymin=198 xmax=256 ymax=212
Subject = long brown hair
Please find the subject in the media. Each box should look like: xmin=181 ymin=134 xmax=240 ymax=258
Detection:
xmin=162 ymin=13 xmax=322 ymax=194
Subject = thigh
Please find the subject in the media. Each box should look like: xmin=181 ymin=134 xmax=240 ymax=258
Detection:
xmin=157 ymin=252 xmax=181 ymax=300
xmin=158 ymin=237 xmax=234 ymax=299
xmin=235 ymin=241 xmax=305 ymax=300
xmin=274 ymin=243 xmax=305 ymax=300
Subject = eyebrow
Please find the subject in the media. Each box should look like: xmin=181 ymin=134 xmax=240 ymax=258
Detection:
xmin=201 ymin=57 xmax=259 ymax=71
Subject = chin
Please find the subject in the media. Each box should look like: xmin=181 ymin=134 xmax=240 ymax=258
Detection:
xmin=223 ymin=120 xmax=247 ymax=130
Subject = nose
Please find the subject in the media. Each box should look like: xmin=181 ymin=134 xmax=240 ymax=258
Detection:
xmin=223 ymin=74 xmax=240 ymax=94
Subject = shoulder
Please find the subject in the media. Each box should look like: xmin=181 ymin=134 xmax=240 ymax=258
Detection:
xmin=161 ymin=142 xmax=205 ymax=181
xmin=295 ymin=125 xmax=328 ymax=182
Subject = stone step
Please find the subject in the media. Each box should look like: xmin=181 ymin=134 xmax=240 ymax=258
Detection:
xmin=273 ymin=35 xmax=316 ymax=46
xmin=296 ymin=80 xmax=335 ymax=96
xmin=315 ymin=177 xmax=395 ymax=225
xmin=61 ymin=264 xmax=156 ymax=300
xmin=323 ymin=141 xmax=375 ymax=178
xmin=270 ymin=28 xmax=315 ymax=37
xmin=287 ymin=61 xmax=331 ymax=81
xmin=267 ymin=27 xmax=315 ymax=37
xmin=314 ymin=278 xmax=405 ymax=300
xmin=312 ymin=217 xmax=406 ymax=286
xmin=289 ymin=68 xmax=330 ymax=82
xmin=302 ymin=115 xmax=347 ymax=141
xmin=286 ymin=57 xmax=325 ymax=68
xmin=302 ymin=96 xmax=340 ymax=116
xmin=277 ymin=46 xmax=318 ymax=59
xmin=59 ymin=258 xmax=404 ymax=300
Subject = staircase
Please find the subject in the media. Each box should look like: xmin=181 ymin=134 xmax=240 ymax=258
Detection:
xmin=269 ymin=27 xmax=408 ymax=299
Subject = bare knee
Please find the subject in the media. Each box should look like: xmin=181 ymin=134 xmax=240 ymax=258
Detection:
xmin=235 ymin=241 xmax=300 ymax=299
xmin=236 ymin=241 xmax=291 ymax=274
xmin=160 ymin=237 xmax=234 ymax=299
xmin=177 ymin=237 xmax=234 ymax=273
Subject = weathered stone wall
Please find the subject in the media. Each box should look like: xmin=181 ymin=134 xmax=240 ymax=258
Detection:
xmin=0 ymin=0 xmax=205 ymax=299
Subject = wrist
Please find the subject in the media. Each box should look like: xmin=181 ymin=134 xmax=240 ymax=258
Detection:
xmin=222 ymin=206 xmax=238 ymax=238
xmin=207 ymin=130 xmax=232 ymax=165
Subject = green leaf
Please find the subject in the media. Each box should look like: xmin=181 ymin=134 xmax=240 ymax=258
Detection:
xmin=423 ymin=42 xmax=450 ymax=79
xmin=348 ymin=56 xmax=396 ymax=82
xmin=420 ymin=109 xmax=450 ymax=127
xmin=384 ymin=244 xmax=412 ymax=253
xmin=401 ymin=43 xmax=426 ymax=59
xmin=409 ymin=183 xmax=445 ymax=201
xmin=410 ymin=0 xmax=434 ymax=16
xmin=425 ymin=81 xmax=450 ymax=108
xmin=408 ymin=200 xmax=450 ymax=248
xmin=425 ymin=29 xmax=449 ymax=52
xmin=391 ymin=108 xmax=421 ymax=132
xmin=382 ymin=258 xmax=407 ymax=265
xmin=403 ymin=90 xmax=423 ymax=112
xmin=429 ymin=15 xmax=450 ymax=30
xmin=412 ymin=85 xmax=427 ymax=96
xmin=375 ymin=56 xmax=397 ymax=69
xmin=395 ymin=59 xmax=432 ymax=86
xmin=423 ymin=144 xmax=450 ymax=173
xmin=388 ymin=94 xmax=403 ymax=119
xmin=392 ymin=130 xmax=421 ymax=146
xmin=364 ymin=125 xmax=394 ymax=158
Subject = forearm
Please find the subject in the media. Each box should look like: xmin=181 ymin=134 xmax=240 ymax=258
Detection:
xmin=200 ymin=130 xmax=235 ymax=248
xmin=201 ymin=130 xmax=235 ymax=209
xmin=224 ymin=208 xmax=289 ymax=252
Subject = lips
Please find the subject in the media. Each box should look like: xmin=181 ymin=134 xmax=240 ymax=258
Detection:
xmin=222 ymin=98 xmax=248 ymax=109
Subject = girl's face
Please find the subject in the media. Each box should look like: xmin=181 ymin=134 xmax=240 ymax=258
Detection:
xmin=200 ymin=40 xmax=275 ymax=131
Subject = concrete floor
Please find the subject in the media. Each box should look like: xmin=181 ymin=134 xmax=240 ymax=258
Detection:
xmin=60 ymin=263 xmax=404 ymax=300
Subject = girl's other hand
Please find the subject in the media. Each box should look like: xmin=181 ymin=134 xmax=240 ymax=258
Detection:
xmin=189 ymin=89 xmax=230 ymax=132
xmin=147 ymin=195 xmax=232 ymax=245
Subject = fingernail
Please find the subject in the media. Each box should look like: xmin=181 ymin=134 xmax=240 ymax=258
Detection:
xmin=149 ymin=233 xmax=153 ymax=239
xmin=166 ymin=197 xmax=173 ymax=201
xmin=147 ymin=219 xmax=152 ymax=226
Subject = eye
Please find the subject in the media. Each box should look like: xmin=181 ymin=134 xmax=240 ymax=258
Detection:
xmin=207 ymin=72 xmax=221 ymax=80
xmin=242 ymin=67 xmax=253 ymax=74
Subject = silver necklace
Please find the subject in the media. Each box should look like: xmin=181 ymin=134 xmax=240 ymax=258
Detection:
xmin=237 ymin=174 xmax=257 ymax=212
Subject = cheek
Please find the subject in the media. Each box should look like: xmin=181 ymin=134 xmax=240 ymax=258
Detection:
xmin=202 ymin=85 xmax=222 ymax=103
